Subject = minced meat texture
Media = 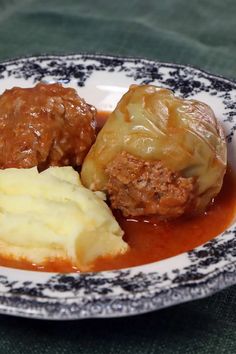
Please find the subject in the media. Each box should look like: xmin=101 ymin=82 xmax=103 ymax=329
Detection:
xmin=106 ymin=151 xmax=197 ymax=218
xmin=0 ymin=83 xmax=96 ymax=170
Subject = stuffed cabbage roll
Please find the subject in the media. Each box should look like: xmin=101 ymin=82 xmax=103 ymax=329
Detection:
xmin=81 ymin=85 xmax=227 ymax=218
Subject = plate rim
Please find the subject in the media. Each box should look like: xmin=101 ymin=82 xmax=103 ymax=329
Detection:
xmin=0 ymin=258 xmax=236 ymax=320
xmin=0 ymin=52 xmax=236 ymax=87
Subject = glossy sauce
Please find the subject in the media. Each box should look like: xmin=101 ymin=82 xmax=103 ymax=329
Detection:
xmin=0 ymin=111 xmax=236 ymax=273
xmin=0 ymin=83 xmax=96 ymax=169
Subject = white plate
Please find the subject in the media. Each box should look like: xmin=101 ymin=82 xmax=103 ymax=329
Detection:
xmin=0 ymin=54 xmax=235 ymax=320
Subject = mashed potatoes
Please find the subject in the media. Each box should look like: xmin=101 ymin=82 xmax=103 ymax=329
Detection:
xmin=0 ymin=167 xmax=128 ymax=271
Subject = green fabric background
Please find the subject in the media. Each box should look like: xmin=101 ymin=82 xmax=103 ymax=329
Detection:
xmin=0 ymin=0 xmax=235 ymax=353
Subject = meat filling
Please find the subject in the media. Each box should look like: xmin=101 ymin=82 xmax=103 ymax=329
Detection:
xmin=106 ymin=151 xmax=197 ymax=218
xmin=0 ymin=83 xmax=96 ymax=169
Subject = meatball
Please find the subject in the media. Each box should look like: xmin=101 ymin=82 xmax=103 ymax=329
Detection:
xmin=106 ymin=152 xmax=197 ymax=218
xmin=0 ymin=83 xmax=96 ymax=169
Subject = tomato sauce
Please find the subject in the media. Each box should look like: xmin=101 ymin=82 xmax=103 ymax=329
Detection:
xmin=92 ymin=165 xmax=236 ymax=271
xmin=0 ymin=111 xmax=236 ymax=273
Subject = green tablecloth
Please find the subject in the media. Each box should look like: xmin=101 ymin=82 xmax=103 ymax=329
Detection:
xmin=0 ymin=0 xmax=235 ymax=353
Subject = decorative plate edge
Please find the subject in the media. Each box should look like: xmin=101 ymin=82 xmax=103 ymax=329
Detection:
xmin=0 ymin=52 xmax=235 ymax=87
xmin=0 ymin=260 xmax=235 ymax=320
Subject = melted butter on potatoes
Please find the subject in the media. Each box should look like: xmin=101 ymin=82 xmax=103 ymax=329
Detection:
xmin=0 ymin=167 xmax=128 ymax=271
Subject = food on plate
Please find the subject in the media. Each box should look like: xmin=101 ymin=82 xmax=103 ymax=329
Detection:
xmin=0 ymin=81 xmax=233 ymax=274
xmin=0 ymin=83 xmax=96 ymax=170
xmin=81 ymin=85 xmax=227 ymax=218
xmin=92 ymin=163 xmax=236 ymax=272
xmin=0 ymin=166 xmax=128 ymax=271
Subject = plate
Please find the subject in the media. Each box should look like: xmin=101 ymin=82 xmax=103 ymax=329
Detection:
xmin=0 ymin=54 xmax=235 ymax=320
